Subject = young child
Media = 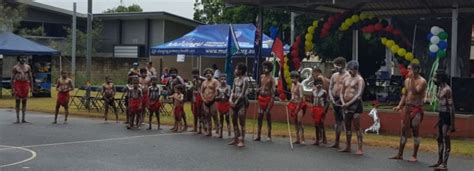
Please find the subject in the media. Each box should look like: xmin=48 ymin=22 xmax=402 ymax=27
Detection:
xmin=215 ymin=74 xmax=231 ymax=138
xmin=102 ymin=76 xmax=118 ymax=123
xmin=170 ymin=85 xmax=185 ymax=132
xmin=191 ymin=69 xmax=205 ymax=133
xmin=311 ymin=78 xmax=327 ymax=145
xmin=365 ymin=101 xmax=381 ymax=135
xmin=287 ymin=71 xmax=307 ymax=144
xmin=127 ymin=77 xmax=142 ymax=129
xmin=139 ymin=68 xmax=151 ymax=127
xmin=54 ymin=71 xmax=74 ymax=124
xmin=147 ymin=77 xmax=162 ymax=130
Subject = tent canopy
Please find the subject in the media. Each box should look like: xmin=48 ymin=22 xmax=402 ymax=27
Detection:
xmin=150 ymin=24 xmax=274 ymax=57
xmin=0 ymin=32 xmax=59 ymax=56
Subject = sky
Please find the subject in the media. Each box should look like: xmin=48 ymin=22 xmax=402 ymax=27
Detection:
xmin=34 ymin=0 xmax=196 ymax=19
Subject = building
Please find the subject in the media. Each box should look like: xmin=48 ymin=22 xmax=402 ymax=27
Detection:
xmin=10 ymin=0 xmax=201 ymax=59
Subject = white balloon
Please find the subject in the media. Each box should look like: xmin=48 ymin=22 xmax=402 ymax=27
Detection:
xmin=429 ymin=44 xmax=439 ymax=53
xmin=440 ymin=28 xmax=445 ymax=32
xmin=430 ymin=36 xmax=440 ymax=44
xmin=431 ymin=26 xmax=441 ymax=35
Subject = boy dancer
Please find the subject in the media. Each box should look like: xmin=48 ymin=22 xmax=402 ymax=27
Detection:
xmin=191 ymin=69 xmax=205 ymax=133
xmin=170 ymin=85 xmax=185 ymax=132
xmin=287 ymin=71 xmax=307 ymax=144
xmin=255 ymin=61 xmax=275 ymax=142
xmin=147 ymin=77 xmax=162 ymax=130
xmin=127 ymin=77 xmax=142 ymax=129
xmin=216 ymin=74 xmax=231 ymax=138
xmin=139 ymin=68 xmax=151 ymax=126
xmin=102 ymin=76 xmax=118 ymax=123
xmin=311 ymin=78 xmax=327 ymax=146
xmin=228 ymin=63 xmax=249 ymax=147
xmin=54 ymin=71 xmax=74 ymax=124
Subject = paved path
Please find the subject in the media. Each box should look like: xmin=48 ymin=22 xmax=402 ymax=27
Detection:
xmin=0 ymin=109 xmax=473 ymax=171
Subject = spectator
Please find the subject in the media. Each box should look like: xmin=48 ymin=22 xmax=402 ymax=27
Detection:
xmin=146 ymin=62 xmax=157 ymax=77
xmin=212 ymin=64 xmax=221 ymax=79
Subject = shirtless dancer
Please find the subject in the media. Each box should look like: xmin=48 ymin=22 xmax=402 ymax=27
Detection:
xmin=127 ymin=77 xmax=143 ymax=129
xmin=311 ymin=78 xmax=327 ymax=146
xmin=191 ymin=69 xmax=205 ymax=133
xmin=389 ymin=63 xmax=427 ymax=162
xmin=11 ymin=56 xmax=33 ymax=124
xmin=54 ymin=71 xmax=74 ymax=124
xmin=328 ymin=57 xmax=349 ymax=148
xmin=201 ymin=68 xmax=220 ymax=136
xmin=102 ymin=76 xmax=118 ymax=123
xmin=168 ymin=68 xmax=187 ymax=130
xmin=139 ymin=68 xmax=151 ymax=126
xmin=215 ymin=74 xmax=231 ymax=138
xmin=312 ymin=67 xmax=330 ymax=144
xmin=147 ymin=77 xmax=162 ymax=130
xmin=288 ymin=71 xmax=307 ymax=144
xmin=430 ymin=70 xmax=455 ymax=169
xmin=255 ymin=61 xmax=275 ymax=142
xmin=340 ymin=61 xmax=365 ymax=155
xmin=228 ymin=63 xmax=249 ymax=147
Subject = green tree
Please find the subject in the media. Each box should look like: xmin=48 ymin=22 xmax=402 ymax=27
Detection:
xmin=103 ymin=3 xmax=143 ymax=13
xmin=49 ymin=21 xmax=104 ymax=57
xmin=0 ymin=2 xmax=26 ymax=32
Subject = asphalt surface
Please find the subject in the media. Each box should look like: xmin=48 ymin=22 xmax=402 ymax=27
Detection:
xmin=0 ymin=109 xmax=473 ymax=171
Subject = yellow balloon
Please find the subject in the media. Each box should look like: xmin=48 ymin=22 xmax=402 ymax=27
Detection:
xmin=385 ymin=40 xmax=395 ymax=48
xmin=381 ymin=37 xmax=387 ymax=45
xmin=397 ymin=48 xmax=407 ymax=57
xmin=404 ymin=52 xmax=414 ymax=61
xmin=305 ymin=40 xmax=312 ymax=47
xmin=368 ymin=13 xmax=375 ymax=19
xmin=312 ymin=20 xmax=319 ymax=27
xmin=390 ymin=45 xmax=400 ymax=53
xmin=345 ymin=19 xmax=353 ymax=26
xmin=411 ymin=59 xmax=420 ymax=64
xmin=305 ymin=33 xmax=313 ymax=41
xmin=307 ymin=26 xmax=315 ymax=34
xmin=360 ymin=12 xmax=368 ymax=20
xmin=351 ymin=15 xmax=360 ymax=23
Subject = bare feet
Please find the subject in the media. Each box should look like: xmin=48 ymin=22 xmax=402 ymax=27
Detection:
xmin=253 ymin=137 xmax=261 ymax=141
xmin=388 ymin=155 xmax=403 ymax=160
xmin=408 ymin=156 xmax=418 ymax=162
xmin=237 ymin=141 xmax=245 ymax=148
xmin=52 ymin=121 xmax=57 ymax=124
xmin=436 ymin=164 xmax=447 ymax=170
xmin=329 ymin=143 xmax=339 ymax=148
xmin=21 ymin=120 xmax=30 ymax=124
xmin=338 ymin=148 xmax=351 ymax=153
xmin=266 ymin=137 xmax=272 ymax=142
xmin=355 ymin=150 xmax=364 ymax=155
xmin=14 ymin=121 xmax=21 ymax=124
xmin=147 ymin=127 xmax=152 ymax=130
xmin=312 ymin=141 xmax=320 ymax=146
xmin=228 ymin=139 xmax=238 ymax=145
xmin=429 ymin=162 xmax=441 ymax=168
xmin=293 ymin=141 xmax=301 ymax=144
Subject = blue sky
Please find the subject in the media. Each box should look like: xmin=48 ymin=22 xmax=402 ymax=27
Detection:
xmin=34 ymin=0 xmax=195 ymax=19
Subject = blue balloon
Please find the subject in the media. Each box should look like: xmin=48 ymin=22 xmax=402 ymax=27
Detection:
xmin=427 ymin=33 xmax=433 ymax=41
xmin=438 ymin=41 xmax=448 ymax=49
xmin=429 ymin=52 xmax=437 ymax=58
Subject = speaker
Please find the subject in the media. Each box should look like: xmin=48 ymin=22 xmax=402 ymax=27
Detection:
xmin=452 ymin=77 xmax=474 ymax=114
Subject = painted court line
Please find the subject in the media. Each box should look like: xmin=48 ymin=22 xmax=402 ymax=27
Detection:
xmin=0 ymin=145 xmax=37 ymax=168
xmin=0 ymin=132 xmax=191 ymax=151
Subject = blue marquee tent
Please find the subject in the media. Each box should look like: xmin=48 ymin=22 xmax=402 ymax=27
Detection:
xmin=0 ymin=32 xmax=59 ymax=56
xmin=150 ymin=24 xmax=273 ymax=57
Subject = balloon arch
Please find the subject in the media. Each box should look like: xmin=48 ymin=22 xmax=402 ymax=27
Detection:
xmin=276 ymin=11 xmax=449 ymax=100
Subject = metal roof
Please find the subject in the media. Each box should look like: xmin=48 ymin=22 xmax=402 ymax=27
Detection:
xmin=224 ymin=0 xmax=474 ymax=17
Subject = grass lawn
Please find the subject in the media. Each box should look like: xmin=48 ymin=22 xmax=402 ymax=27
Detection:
xmin=0 ymin=90 xmax=473 ymax=158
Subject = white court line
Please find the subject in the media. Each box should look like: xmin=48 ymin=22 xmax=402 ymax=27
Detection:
xmin=0 ymin=145 xmax=37 ymax=168
xmin=0 ymin=132 xmax=191 ymax=151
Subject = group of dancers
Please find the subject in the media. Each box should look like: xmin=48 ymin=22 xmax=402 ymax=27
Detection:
xmin=10 ymin=56 xmax=455 ymax=169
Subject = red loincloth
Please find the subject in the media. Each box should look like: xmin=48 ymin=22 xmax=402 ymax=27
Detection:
xmin=192 ymin=93 xmax=203 ymax=116
xmin=258 ymin=95 xmax=273 ymax=110
xmin=128 ymin=98 xmax=141 ymax=113
xmin=216 ymin=101 xmax=231 ymax=114
xmin=287 ymin=101 xmax=307 ymax=118
xmin=311 ymin=105 xmax=324 ymax=124
xmin=174 ymin=105 xmax=184 ymax=121
xmin=403 ymin=105 xmax=424 ymax=126
xmin=57 ymin=91 xmax=70 ymax=106
xmin=148 ymin=100 xmax=161 ymax=112
xmin=142 ymin=93 xmax=149 ymax=108
xmin=13 ymin=80 xmax=30 ymax=98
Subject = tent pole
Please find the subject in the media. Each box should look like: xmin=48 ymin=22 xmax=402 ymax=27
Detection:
xmin=71 ymin=2 xmax=77 ymax=86
xmin=450 ymin=2 xmax=459 ymax=78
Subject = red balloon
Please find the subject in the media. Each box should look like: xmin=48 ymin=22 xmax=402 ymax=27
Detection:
xmin=366 ymin=25 xmax=375 ymax=33
xmin=393 ymin=29 xmax=401 ymax=36
xmin=295 ymin=36 xmax=301 ymax=42
xmin=291 ymin=50 xmax=298 ymax=58
xmin=361 ymin=26 xmax=368 ymax=33
xmin=384 ymin=25 xmax=394 ymax=32
xmin=328 ymin=16 xmax=335 ymax=24
xmin=323 ymin=23 xmax=331 ymax=30
xmin=374 ymin=23 xmax=383 ymax=31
